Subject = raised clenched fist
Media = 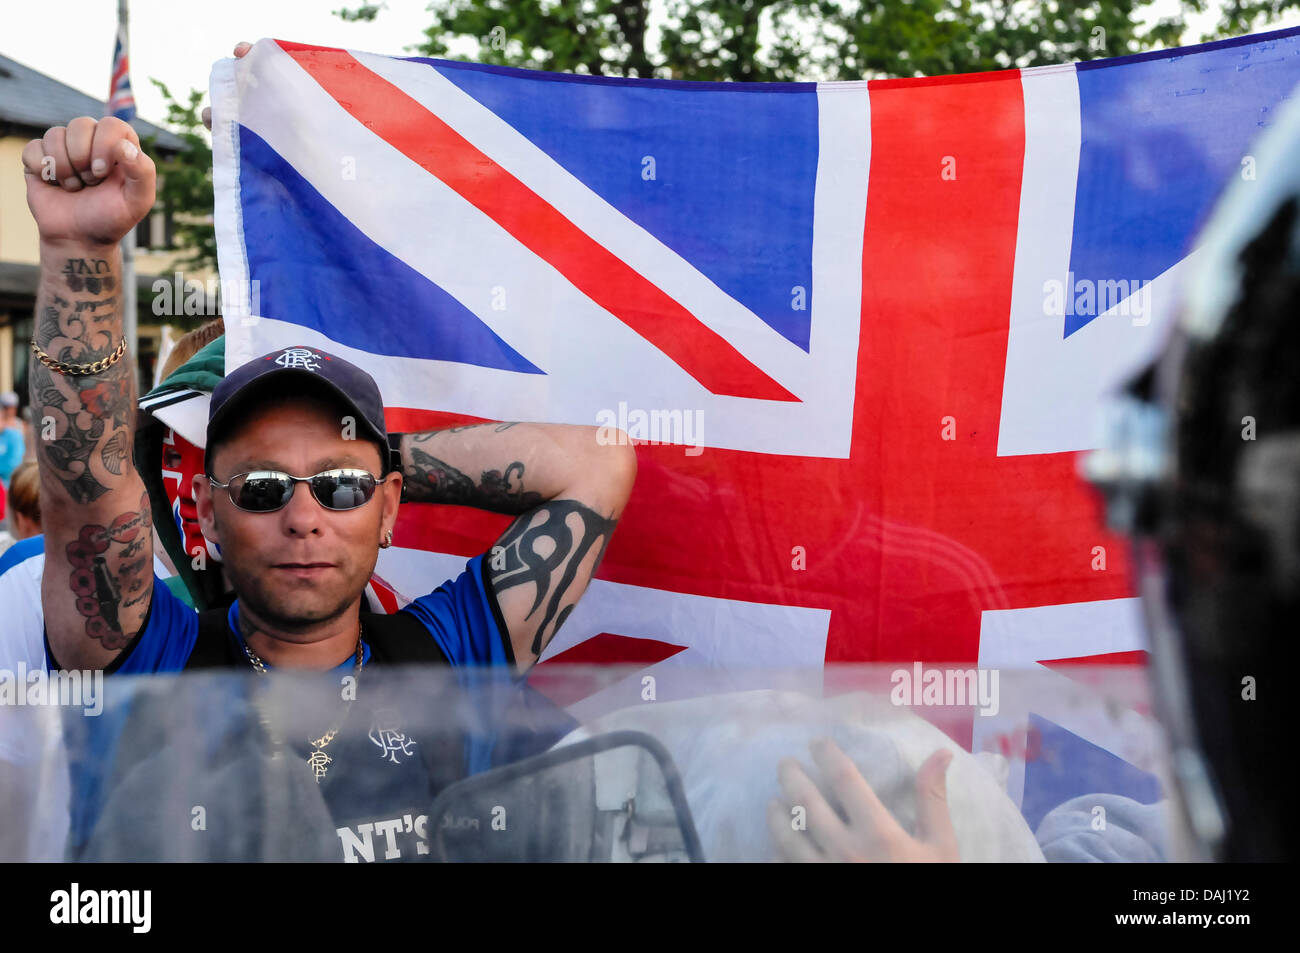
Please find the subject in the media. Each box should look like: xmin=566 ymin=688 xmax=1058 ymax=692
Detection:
xmin=22 ymin=116 xmax=156 ymax=248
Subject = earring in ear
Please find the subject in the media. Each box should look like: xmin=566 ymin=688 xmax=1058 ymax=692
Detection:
xmin=381 ymin=530 xmax=393 ymax=549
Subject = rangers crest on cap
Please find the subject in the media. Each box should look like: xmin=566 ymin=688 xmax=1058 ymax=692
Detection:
xmin=211 ymin=345 xmax=389 ymax=472
xmin=272 ymin=347 xmax=322 ymax=372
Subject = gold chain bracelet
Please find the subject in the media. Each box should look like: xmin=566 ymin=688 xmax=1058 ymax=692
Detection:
xmin=30 ymin=337 xmax=128 ymax=376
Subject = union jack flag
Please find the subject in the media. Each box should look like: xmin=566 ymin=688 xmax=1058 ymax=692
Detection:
xmin=209 ymin=31 xmax=1300 ymax=815
xmin=107 ymin=23 xmax=135 ymax=122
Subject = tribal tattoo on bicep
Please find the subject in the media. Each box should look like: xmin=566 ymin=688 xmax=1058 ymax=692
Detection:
xmin=488 ymin=500 xmax=618 ymax=657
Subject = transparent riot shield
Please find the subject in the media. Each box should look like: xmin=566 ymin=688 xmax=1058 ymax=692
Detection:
xmin=427 ymin=731 xmax=704 ymax=862
xmin=1 ymin=662 xmax=1181 ymax=862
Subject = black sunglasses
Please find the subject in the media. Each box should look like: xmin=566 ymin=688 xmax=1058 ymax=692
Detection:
xmin=208 ymin=468 xmax=388 ymax=513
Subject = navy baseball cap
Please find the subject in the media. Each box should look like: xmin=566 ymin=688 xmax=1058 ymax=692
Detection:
xmin=207 ymin=345 xmax=395 ymax=474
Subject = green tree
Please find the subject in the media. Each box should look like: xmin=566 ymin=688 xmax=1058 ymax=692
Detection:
xmin=152 ymin=1 xmax=1300 ymax=268
xmin=141 ymin=79 xmax=216 ymax=273
xmin=336 ymin=0 xmax=1300 ymax=82
xmin=1207 ymin=0 xmax=1300 ymax=38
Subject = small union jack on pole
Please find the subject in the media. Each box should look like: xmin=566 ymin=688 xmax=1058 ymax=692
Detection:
xmin=107 ymin=6 xmax=136 ymax=122
xmin=110 ymin=0 xmax=138 ymax=371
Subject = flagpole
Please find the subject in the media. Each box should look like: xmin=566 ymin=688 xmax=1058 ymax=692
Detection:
xmin=117 ymin=0 xmax=137 ymax=382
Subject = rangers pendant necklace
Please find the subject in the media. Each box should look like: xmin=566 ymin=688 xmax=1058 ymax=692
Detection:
xmin=243 ymin=625 xmax=365 ymax=783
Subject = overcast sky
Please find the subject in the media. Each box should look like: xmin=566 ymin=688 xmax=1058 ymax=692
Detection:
xmin=3 ymin=0 xmax=1299 ymax=130
xmin=2 ymin=0 xmax=444 ymax=126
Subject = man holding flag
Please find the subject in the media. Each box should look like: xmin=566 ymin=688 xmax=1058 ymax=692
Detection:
xmin=21 ymin=114 xmax=636 ymax=679
xmin=19 ymin=106 xmax=636 ymax=860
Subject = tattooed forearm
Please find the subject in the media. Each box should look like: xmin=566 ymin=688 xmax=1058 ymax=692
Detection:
xmin=33 ymin=247 xmax=155 ymax=659
xmin=488 ymin=500 xmax=618 ymax=656
xmin=401 ymin=445 xmax=476 ymax=503
xmin=402 ymin=438 xmax=544 ymax=514
xmin=59 ymin=256 xmax=116 ymax=293
xmin=66 ymin=494 xmax=153 ymax=649
xmin=399 ymin=423 xmax=633 ymax=661
xmin=443 ymin=422 xmax=519 ymax=434
xmin=74 ymin=295 xmax=118 ymax=315
xmin=30 ymin=256 xmax=134 ymax=504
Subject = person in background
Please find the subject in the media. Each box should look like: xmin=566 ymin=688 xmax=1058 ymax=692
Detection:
xmin=20 ymin=407 xmax=36 ymax=464
xmin=6 ymin=462 xmax=40 ymax=541
xmin=0 ymin=461 xmax=39 ymax=560
xmin=140 ymin=319 xmax=226 ymax=591
xmin=158 ymin=319 xmax=224 ymax=384
xmin=0 ymin=392 xmax=25 ymax=487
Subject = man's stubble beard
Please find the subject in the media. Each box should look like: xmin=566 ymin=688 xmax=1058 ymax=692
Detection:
xmin=223 ymin=546 xmax=378 ymax=637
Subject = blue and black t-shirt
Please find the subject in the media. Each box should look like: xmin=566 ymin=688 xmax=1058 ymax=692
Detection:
xmin=100 ymin=553 xmax=513 ymax=674
xmin=54 ymin=555 xmax=576 ymax=862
